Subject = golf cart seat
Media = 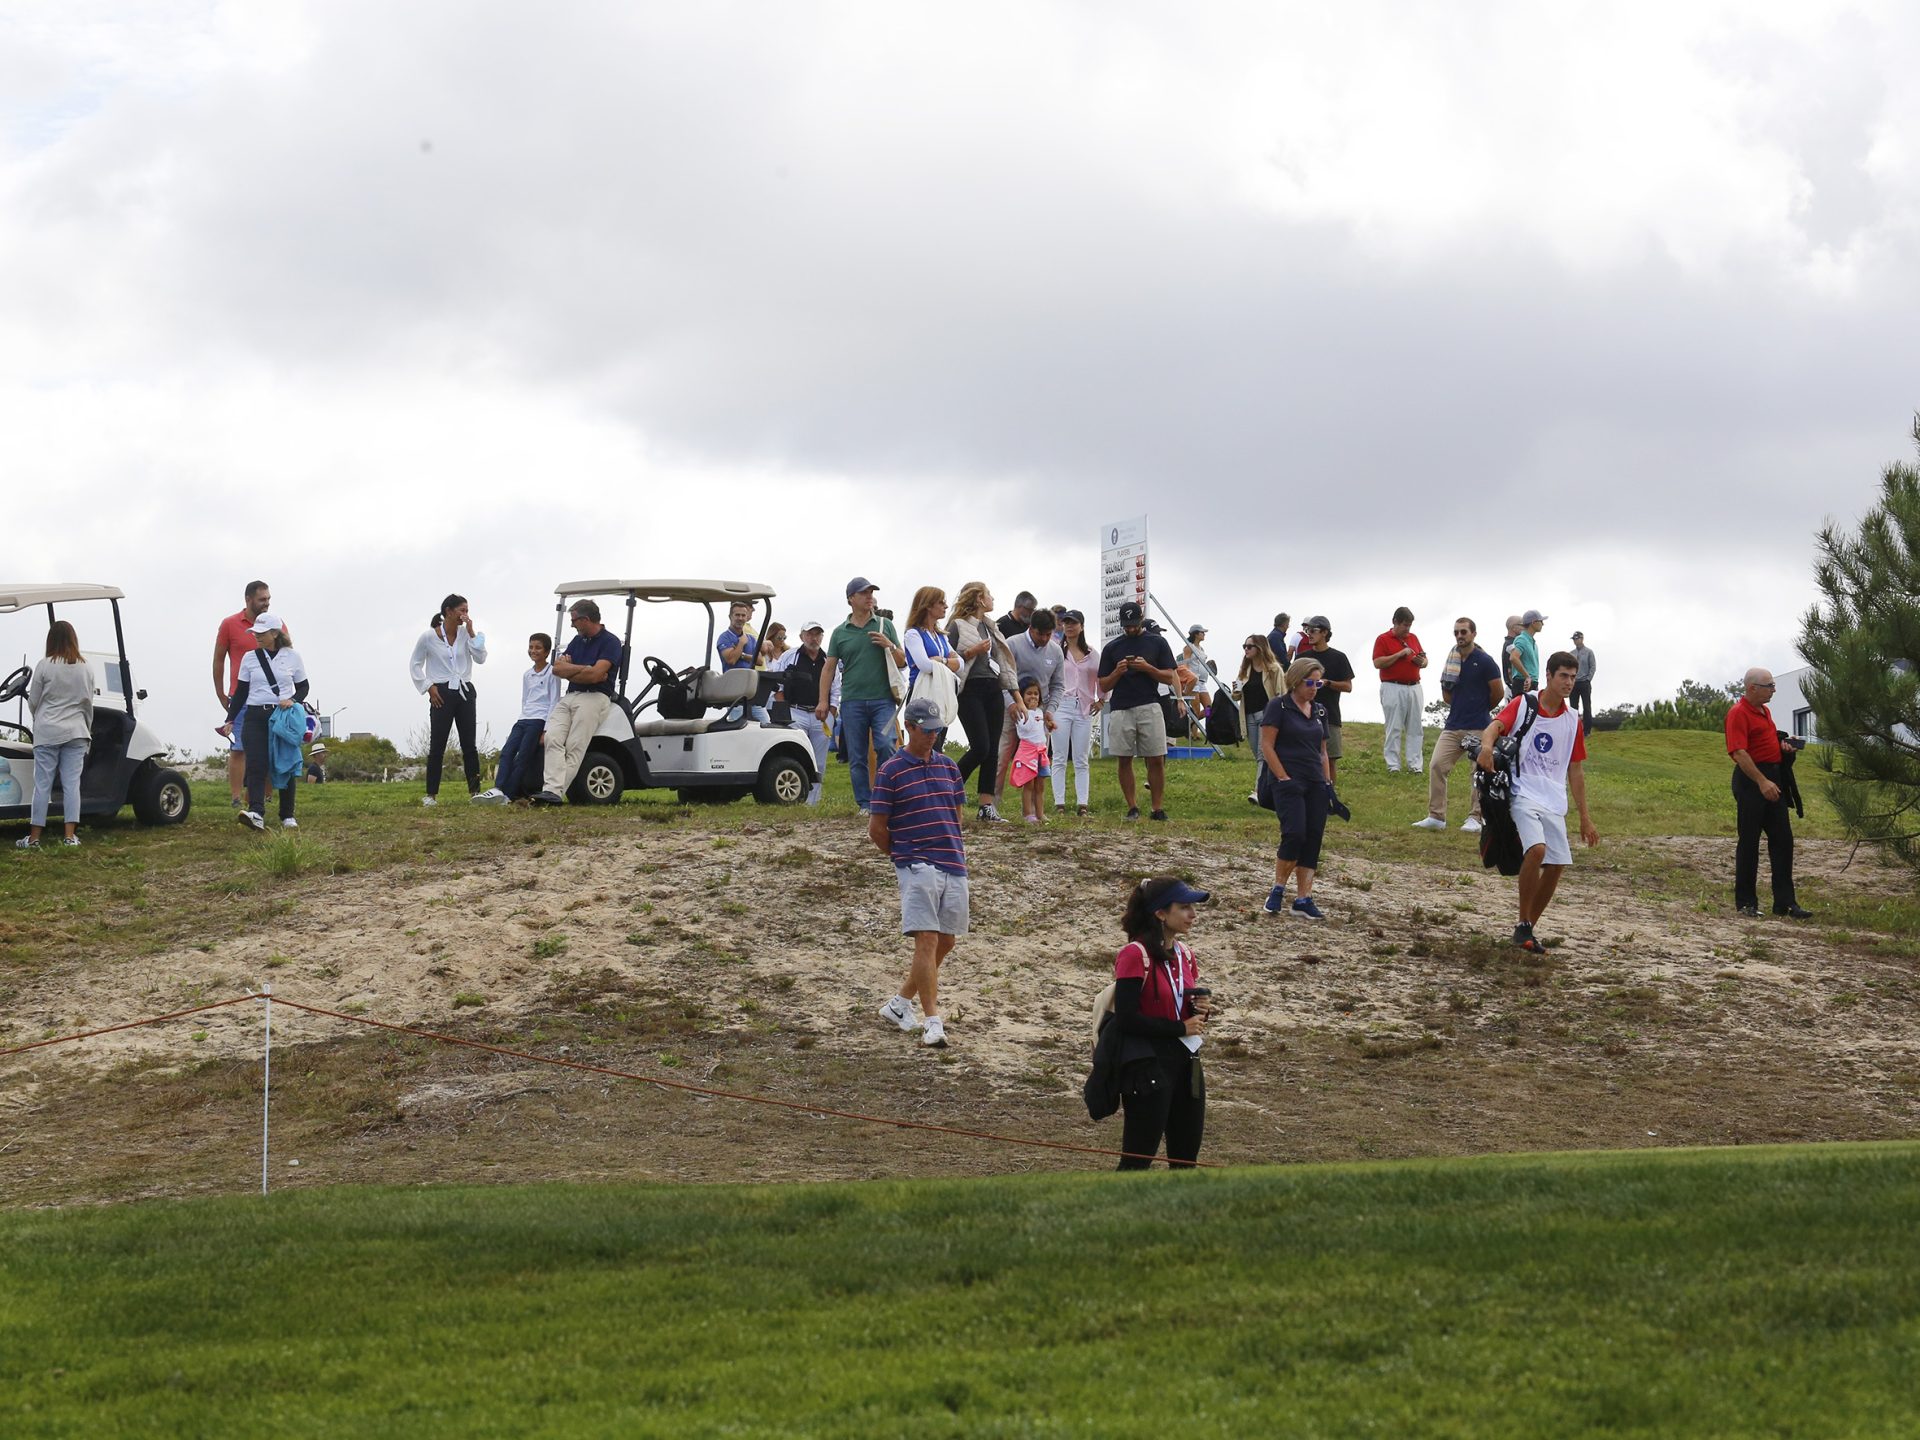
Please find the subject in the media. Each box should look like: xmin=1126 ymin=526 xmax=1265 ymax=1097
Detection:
xmin=692 ymin=669 xmax=758 ymax=710
xmin=631 ymin=716 xmax=718 ymax=737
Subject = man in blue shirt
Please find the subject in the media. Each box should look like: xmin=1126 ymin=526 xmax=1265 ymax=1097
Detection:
xmin=533 ymin=598 xmax=626 ymax=805
xmin=1413 ymin=616 xmax=1504 ymax=833
xmin=716 ymin=601 xmax=757 ymax=670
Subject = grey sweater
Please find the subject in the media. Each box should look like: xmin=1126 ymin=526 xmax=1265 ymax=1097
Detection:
xmin=1004 ymin=631 xmax=1066 ymax=715
xmin=28 ymin=658 xmax=96 ymax=746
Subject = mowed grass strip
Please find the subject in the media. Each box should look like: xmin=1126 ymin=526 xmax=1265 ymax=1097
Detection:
xmin=4 ymin=1144 xmax=1917 ymax=1438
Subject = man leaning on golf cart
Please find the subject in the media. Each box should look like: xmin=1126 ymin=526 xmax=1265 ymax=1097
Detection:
xmin=532 ymin=599 xmax=624 ymax=806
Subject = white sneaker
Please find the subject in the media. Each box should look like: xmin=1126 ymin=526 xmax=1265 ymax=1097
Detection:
xmin=238 ymin=810 xmax=266 ymax=832
xmin=878 ymin=995 xmax=920 ymax=1032
xmin=1461 ymin=816 xmax=1483 ymax=834
xmin=472 ymin=789 xmax=508 ymax=805
xmin=281 ymin=817 xmax=299 ymax=829
xmin=922 ymin=1015 xmax=947 ymax=1048
xmin=421 ymin=795 xmax=438 ymax=808
xmin=1411 ymin=816 xmax=1446 ymax=830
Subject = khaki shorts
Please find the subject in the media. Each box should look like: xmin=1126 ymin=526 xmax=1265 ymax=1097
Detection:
xmin=1324 ymin=723 xmax=1344 ymax=760
xmin=1106 ymin=703 xmax=1168 ymax=758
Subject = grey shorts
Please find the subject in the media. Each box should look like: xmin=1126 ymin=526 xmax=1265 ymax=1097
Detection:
xmin=1106 ymin=703 xmax=1168 ymax=758
xmin=897 ymin=862 xmax=970 ymax=935
xmin=1323 ymin=723 xmax=1343 ymax=760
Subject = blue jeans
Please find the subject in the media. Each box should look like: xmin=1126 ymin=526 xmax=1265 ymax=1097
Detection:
xmin=495 ymin=718 xmax=545 ymax=798
xmin=32 ymin=739 xmax=88 ymax=829
xmin=842 ymin=698 xmax=897 ymax=810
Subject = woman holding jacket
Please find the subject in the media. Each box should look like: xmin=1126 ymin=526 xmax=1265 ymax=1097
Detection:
xmin=947 ymin=581 xmax=1018 ymax=822
xmin=17 ymin=621 xmax=96 ymax=850
xmin=225 ymin=614 xmax=310 ymax=832
xmin=1111 ymin=876 xmax=1212 ymax=1170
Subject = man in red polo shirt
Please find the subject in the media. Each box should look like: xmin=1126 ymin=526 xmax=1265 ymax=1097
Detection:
xmin=212 ymin=581 xmax=284 ymax=808
xmin=1372 ymin=606 xmax=1428 ymax=775
xmin=1725 ymin=668 xmax=1811 ymax=919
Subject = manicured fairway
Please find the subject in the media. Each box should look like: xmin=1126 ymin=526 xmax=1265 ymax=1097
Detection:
xmin=4 ymin=1143 xmax=1916 ymax=1437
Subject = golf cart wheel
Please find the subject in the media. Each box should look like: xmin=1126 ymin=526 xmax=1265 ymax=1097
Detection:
xmin=755 ymin=754 xmax=810 ymax=806
xmin=567 ymin=751 xmax=625 ymax=806
xmin=132 ymin=766 xmax=193 ymax=826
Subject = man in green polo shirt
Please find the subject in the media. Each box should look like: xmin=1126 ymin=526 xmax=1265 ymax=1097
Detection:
xmin=819 ymin=576 xmax=905 ymax=813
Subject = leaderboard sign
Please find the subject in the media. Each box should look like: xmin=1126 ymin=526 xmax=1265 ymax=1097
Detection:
xmin=1099 ymin=515 xmax=1148 ymax=645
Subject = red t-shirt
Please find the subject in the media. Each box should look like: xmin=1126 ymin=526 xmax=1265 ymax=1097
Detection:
xmin=1725 ymin=699 xmax=1781 ymax=763
xmin=1113 ymin=940 xmax=1198 ymax=1023
xmin=1373 ymin=630 xmax=1424 ymax=684
xmin=217 ymin=611 xmax=290 ymax=695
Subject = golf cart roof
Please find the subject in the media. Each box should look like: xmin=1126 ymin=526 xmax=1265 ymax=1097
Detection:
xmin=0 ymin=583 xmax=125 ymax=612
xmin=554 ymin=579 xmax=777 ymax=604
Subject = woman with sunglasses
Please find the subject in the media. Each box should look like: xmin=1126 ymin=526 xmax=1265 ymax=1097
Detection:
xmin=1236 ymin=635 xmax=1284 ymax=803
xmin=1258 ymin=656 xmax=1333 ymax=919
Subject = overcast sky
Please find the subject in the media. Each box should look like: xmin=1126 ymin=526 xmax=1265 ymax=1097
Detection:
xmin=5 ymin=1 xmax=1916 ymax=751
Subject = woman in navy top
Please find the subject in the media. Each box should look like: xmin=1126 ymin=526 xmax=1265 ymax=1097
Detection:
xmin=1259 ymin=656 xmax=1333 ymax=920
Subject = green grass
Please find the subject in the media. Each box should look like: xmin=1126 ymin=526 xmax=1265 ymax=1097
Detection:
xmin=3 ymin=1145 xmax=1916 ymax=1437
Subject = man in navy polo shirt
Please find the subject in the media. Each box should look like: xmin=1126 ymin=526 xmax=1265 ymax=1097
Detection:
xmin=1098 ymin=601 xmax=1178 ymax=821
xmin=533 ymin=599 xmax=625 ymax=805
xmin=870 ymin=696 xmax=969 ymax=1049
xmin=1414 ymin=616 xmax=1504 ymax=834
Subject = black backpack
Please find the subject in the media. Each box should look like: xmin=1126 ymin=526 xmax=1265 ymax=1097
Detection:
xmin=1205 ymin=695 xmax=1242 ymax=747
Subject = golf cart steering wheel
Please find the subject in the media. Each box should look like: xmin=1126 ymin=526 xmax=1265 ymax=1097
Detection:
xmin=641 ymin=656 xmax=682 ymax=693
xmin=0 ymin=665 xmax=28 ymax=705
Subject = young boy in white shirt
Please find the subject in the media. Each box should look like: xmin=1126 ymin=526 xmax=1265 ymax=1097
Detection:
xmin=475 ymin=633 xmax=560 ymax=803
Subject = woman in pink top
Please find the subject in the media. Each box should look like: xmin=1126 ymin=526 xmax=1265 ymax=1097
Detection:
xmin=1051 ymin=609 xmax=1101 ymax=815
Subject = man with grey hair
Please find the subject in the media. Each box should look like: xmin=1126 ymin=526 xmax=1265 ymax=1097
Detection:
xmin=532 ymin=599 xmax=625 ymax=805
xmin=1724 ymin=667 xmax=1811 ymax=919
xmin=870 ymin=695 xmax=970 ymax=1049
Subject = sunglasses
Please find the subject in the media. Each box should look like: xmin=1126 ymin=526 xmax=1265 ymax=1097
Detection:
xmin=1306 ymin=678 xmax=1324 ymax=688
xmin=1242 ymin=643 xmax=1258 ymax=651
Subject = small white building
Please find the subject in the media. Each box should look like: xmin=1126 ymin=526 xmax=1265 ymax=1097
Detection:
xmin=1771 ymin=666 xmax=1820 ymax=743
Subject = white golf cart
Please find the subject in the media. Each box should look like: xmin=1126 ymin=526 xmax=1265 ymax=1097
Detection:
xmin=0 ymin=584 xmax=193 ymax=827
xmin=549 ymin=579 xmax=818 ymax=807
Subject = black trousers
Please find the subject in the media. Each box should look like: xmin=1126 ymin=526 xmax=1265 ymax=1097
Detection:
xmin=954 ymin=675 xmax=1006 ymax=800
xmin=1274 ymin=776 xmax=1330 ymax=869
xmin=1733 ymin=764 xmax=1796 ymax=911
xmin=1572 ymin=680 xmax=1593 ymax=733
xmin=1117 ymin=1045 xmax=1205 ymax=1171
xmin=242 ymin=707 xmax=296 ymax=820
xmin=426 ymin=684 xmax=480 ymax=796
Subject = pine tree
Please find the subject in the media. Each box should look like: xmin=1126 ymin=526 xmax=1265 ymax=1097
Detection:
xmin=1798 ymin=415 xmax=1920 ymax=864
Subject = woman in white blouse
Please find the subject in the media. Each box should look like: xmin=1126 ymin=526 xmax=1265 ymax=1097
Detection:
xmin=1051 ymin=609 xmax=1101 ymax=815
xmin=408 ymin=593 xmax=488 ymax=806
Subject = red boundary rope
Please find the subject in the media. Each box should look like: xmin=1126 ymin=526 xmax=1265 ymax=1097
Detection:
xmin=3 ymin=993 xmax=1220 ymax=1170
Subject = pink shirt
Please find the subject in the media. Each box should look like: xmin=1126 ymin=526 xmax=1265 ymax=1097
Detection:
xmin=1060 ymin=647 xmax=1100 ymax=711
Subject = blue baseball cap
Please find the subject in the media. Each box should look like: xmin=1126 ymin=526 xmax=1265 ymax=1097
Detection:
xmin=846 ymin=576 xmax=878 ymax=598
xmin=1146 ymin=878 xmax=1211 ymax=908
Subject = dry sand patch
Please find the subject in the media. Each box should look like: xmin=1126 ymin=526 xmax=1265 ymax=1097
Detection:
xmin=3 ymin=821 xmax=1916 ymax=1198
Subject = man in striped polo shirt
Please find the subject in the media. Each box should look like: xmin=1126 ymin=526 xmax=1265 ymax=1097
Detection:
xmin=870 ymin=695 xmax=969 ymax=1049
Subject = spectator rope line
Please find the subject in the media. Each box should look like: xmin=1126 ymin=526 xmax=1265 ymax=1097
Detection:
xmin=2 ymin=992 xmax=1222 ymax=1171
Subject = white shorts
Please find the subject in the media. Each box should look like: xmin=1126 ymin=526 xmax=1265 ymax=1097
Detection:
xmin=1513 ymin=804 xmax=1572 ymax=866
xmin=897 ymin=862 xmax=970 ymax=936
xmin=1106 ymin=703 xmax=1168 ymax=758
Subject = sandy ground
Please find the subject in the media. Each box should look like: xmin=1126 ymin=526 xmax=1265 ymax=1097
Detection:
xmin=3 ymin=821 xmax=1917 ymax=1201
